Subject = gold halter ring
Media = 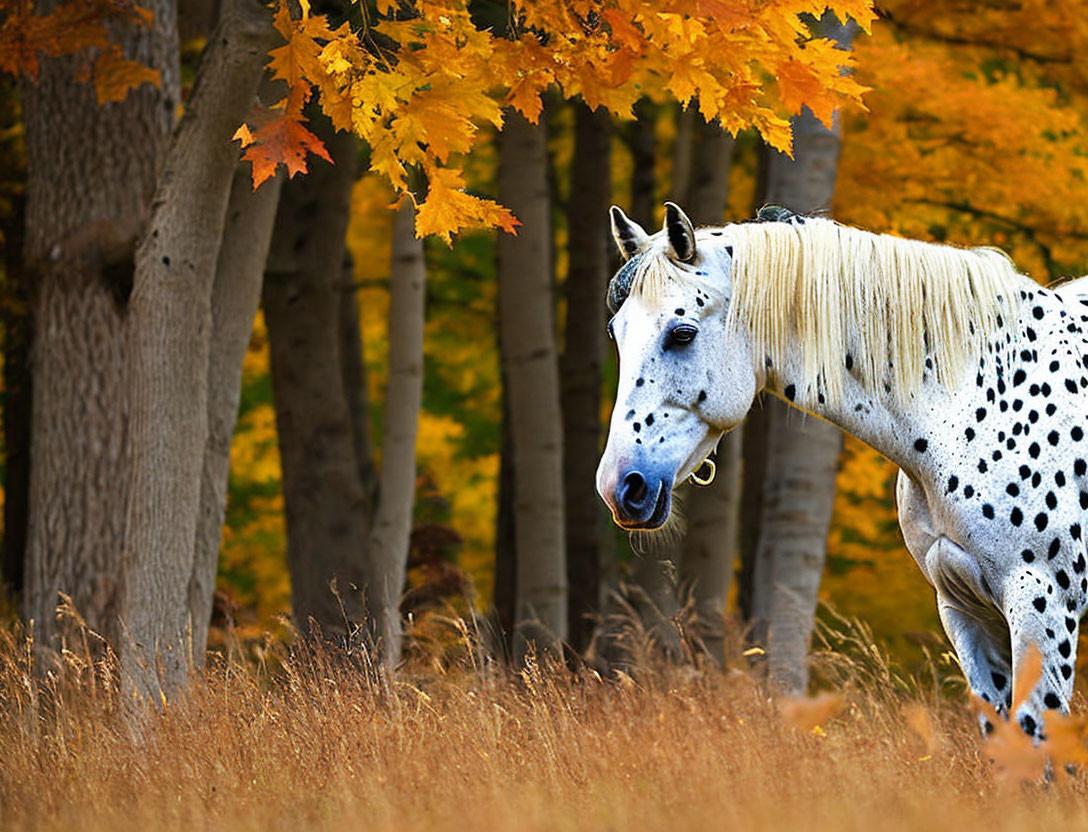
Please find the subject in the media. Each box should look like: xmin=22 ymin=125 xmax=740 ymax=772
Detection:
xmin=689 ymin=457 xmax=716 ymax=487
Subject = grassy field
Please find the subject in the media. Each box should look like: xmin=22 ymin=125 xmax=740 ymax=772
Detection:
xmin=1 ymin=614 xmax=1087 ymax=832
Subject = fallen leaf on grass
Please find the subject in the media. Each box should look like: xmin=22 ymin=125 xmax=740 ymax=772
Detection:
xmin=778 ymin=692 xmax=844 ymax=732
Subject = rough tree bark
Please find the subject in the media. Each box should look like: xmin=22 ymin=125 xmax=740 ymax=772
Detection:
xmin=678 ymin=117 xmax=737 ymax=665
xmin=121 ymin=0 xmax=277 ymax=700
xmin=366 ymin=202 xmax=426 ymax=666
xmin=189 ymin=166 xmax=283 ymax=666
xmin=21 ymin=0 xmax=179 ymax=651
xmin=497 ymin=109 xmax=567 ymax=657
xmin=264 ymin=125 xmax=368 ymax=639
xmin=561 ymin=103 xmax=611 ymax=654
xmin=746 ymin=12 xmax=856 ymax=694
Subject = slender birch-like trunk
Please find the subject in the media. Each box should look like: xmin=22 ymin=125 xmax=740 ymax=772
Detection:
xmin=366 ymin=203 xmax=426 ymax=666
xmin=122 ymin=0 xmax=275 ymax=701
xmin=497 ymin=110 xmax=567 ymax=657
xmin=189 ymin=166 xmax=283 ymax=666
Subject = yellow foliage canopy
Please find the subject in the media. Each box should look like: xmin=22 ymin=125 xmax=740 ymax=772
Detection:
xmin=243 ymin=0 xmax=875 ymax=240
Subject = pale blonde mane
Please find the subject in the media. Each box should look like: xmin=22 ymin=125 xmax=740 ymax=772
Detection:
xmin=630 ymin=218 xmax=1027 ymax=405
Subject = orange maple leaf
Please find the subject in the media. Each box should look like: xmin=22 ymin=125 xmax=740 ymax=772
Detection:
xmin=234 ymin=98 xmax=332 ymax=190
xmin=777 ymin=692 xmax=844 ymax=732
xmin=974 ymin=644 xmax=1048 ymax=787
xmin=89 ymin=43 xmax=160 ymax=103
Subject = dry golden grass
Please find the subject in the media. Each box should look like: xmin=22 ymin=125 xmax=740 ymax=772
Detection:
xmin=2 ymin=613 xmax=1088 ymax=832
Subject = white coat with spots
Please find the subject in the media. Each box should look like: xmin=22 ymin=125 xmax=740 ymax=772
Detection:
xmin=597 ymin=203 xmax=1088 ymax=740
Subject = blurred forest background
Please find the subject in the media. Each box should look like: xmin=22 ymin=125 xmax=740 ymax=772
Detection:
xmin=4 ymin=0 xmax=1088 ymax=695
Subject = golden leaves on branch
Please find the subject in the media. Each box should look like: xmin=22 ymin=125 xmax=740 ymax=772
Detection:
xmin=241 ymin=0 xmax=875 ymax=241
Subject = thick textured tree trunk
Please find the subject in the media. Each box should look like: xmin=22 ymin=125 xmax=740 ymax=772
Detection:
xmin=21 ymin=0 xmax=179 ymax=651
xmin=562 ymin=103 xmax=611 ymax=654
xmin=122 ymin=0 xmax=275 ymax=701
xmin=366 ymin=203 xmax=425 ymax=666
xmin=497 ymin=110 xmax=567 ymax=658
xmin=264 ymin=126 xmax=367 ymax=639
xmin=746 ymin=12 xmax=855 ymax=694
xmin=677 ymin=118 xmax=737 ymax=665
xmin=189 ymin=166 xmax=283 ymax=666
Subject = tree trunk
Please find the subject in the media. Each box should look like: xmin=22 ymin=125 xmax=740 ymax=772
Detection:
xmin=497 ymin=110 xmax=567 ymax=658
xmin=493 ymin=392 xmax=517 ymax=652
xmin=677 ymin=117 xmax=737 ymax=665
xmin=749 ymin=402 xmax=841 ymax=692
xmin=21 ymin=0 xmax=179 ymax=652
xmin=561 ymin=103 xmax=611 ymax=654
xmin=366 ymin=202 xmax=426 ymax=666
xmin=339 ymin=253 xmax=378 ymax=516
xmin=746 ymin=12 xmax=855 ymax=694
xmin=627 ymin=99 xmax=656 ymax=228
xmin=189 ymin=166 xmax=283 ymax=666
xmin=670 ymin=105 xmax=694 ymax=200
xmin=264 ymin=125 xmax=367 ymax=639
xmin=2 ymin=190 xmax=30 ymax=599
xmin=121 ymin=0 xmax=275 ymax=701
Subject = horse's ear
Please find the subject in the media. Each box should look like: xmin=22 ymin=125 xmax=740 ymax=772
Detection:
xmin=610 ymin=205 xmax=649 ymax=261
xmin=664 ymin=202 xmax=696 ymax=263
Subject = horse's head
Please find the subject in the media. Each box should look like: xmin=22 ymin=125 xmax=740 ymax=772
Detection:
xmin=596 ymin=203 xmax=758 ymax=530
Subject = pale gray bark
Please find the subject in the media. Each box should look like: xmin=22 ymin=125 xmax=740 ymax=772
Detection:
xmin=561 ymin=103 xmax=611 ymax=653
xmin=366 ymin=203 xmax=426 ymax=666
xmin=749 ymin=402 xmax=841 ymax=693
xmin=189 ymin=166 xmax=283 ymax=666
xmin=264 ymin=126 xmax=367 ymax=639
xmin=21 ymin=0 xmax=179 ymax=652
xmin=122 ymin=0 xmax=275 ymax=701
xmin=497 ymin=110 xmax=567 ymax=658
xmin=747 ymin=12 xmax=855 ymax=694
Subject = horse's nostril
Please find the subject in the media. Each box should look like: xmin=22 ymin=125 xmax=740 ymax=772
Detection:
xmin=621 ymin=471 xmax=648 ymax=506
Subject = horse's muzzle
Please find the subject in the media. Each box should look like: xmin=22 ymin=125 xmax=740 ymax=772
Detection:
xmin=613 ymin=471 xmax=670 ymax=529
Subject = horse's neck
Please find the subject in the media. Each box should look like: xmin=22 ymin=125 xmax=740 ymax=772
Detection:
xmin=763 ymin=360 xmax=925 ymax=472
xmin=759 ymin=324 xmax=1011 ymax=477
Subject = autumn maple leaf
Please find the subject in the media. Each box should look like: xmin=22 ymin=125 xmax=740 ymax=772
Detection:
xmin=233 ymin=92 xmax=332 ymax=190
xmin=974 ymin=644 xmax=1047 ymax=787
xmin=778 ymin=691 xmax=845 ymax=732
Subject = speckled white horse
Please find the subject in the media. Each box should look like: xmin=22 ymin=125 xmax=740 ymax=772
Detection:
xmin=597 ymin=202 xmax=1088 ymax=738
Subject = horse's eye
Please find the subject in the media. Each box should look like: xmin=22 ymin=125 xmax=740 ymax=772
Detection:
xmin=670 ymin=324 xmax=698 ymax=345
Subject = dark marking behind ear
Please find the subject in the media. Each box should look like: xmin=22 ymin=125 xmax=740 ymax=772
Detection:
xmin=664 ymin=202 xmax=696 ymax=263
